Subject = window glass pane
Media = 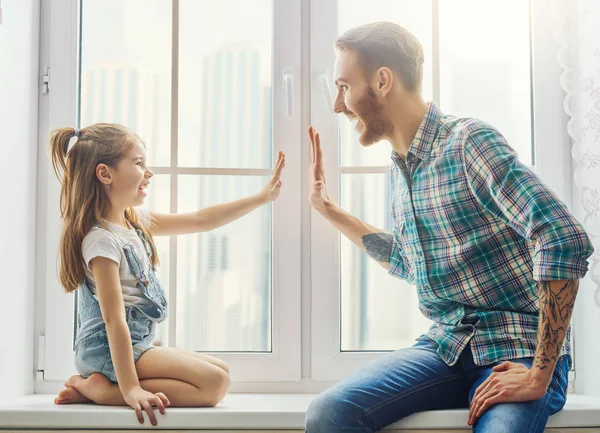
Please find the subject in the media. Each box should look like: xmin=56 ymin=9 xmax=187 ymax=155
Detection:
xmin=178 ymin=0 xmax=273 ymax=168
xmin=439 ymin=0 xmax=532 ymax=166
xmin=176 ymin=175 xmax=272 ymax=352
xmin=79 ymin=0 xmax=172 ymax=167
xmin=340 ymin=174 xmax=432 ymax=351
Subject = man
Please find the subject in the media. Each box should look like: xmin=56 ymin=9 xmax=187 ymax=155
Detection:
xmin=305 ymin=22 xmax=593 ymax=433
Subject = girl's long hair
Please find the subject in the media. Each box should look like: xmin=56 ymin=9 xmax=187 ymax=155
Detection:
xmin=48 ymin=123 xmax=159 ymax=293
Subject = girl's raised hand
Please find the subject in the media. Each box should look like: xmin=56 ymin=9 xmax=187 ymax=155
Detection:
xmin=262 ymin=151 xmax=286 ymax=202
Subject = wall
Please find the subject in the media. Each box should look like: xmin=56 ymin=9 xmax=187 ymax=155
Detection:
xmin=0 ymin=0 xmax=40 ymax=397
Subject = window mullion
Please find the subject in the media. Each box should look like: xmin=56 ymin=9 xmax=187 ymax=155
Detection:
xmin=150 ymin=167 xmax=272 ymax=176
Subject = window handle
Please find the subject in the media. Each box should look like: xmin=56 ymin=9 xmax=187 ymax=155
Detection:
xmin=283 ymin=67 xmax=294 ymax=117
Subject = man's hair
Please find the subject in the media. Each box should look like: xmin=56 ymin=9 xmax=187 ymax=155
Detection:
xmin=335 ymin=21 xmax=424 ymax=92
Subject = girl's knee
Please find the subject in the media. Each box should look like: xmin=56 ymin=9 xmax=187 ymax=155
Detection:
xmin=218 ymin=360 xmax=230 ymax=375
xmin=202 ymin=353 xmax=230 ymax=375
xmin=198 ymin=365 xmax=230 ymax=406
xmin=213 ymin=366 xmax=231 ymax=394
xmin=202 ymin=369 xmax=230 ymax=406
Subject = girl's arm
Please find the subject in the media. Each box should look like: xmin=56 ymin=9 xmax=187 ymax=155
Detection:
xmin=150 ymin=151 xmax=285 ymax=237
xmin=91 ymin=257 xmax=168 ymax=423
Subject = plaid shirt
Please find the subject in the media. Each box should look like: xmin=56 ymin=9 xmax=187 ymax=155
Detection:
xmin=388 ymin=103 xmax=594 ymax=367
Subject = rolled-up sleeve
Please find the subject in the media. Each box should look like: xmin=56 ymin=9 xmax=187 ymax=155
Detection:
xmin=388 ymin=225 xmax=410 ymax=281
xmin=462 ymin=126 xmax=594 ymax=281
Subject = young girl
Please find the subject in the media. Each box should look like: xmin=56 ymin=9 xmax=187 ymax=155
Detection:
xmin=49 ymin=123 xmax=285 ymax=425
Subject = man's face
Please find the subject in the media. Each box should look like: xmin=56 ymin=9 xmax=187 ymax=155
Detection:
xmin=333 ymin=50 xmax=392 ymax=147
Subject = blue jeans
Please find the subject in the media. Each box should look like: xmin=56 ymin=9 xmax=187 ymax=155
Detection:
xmin=305 ymin=340 xmax=569 ymax=433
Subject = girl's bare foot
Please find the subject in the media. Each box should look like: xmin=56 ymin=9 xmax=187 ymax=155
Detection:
xmin=54 ymin=378 xmax=92 ymax=405
xmin=57 ymin=373 xmax=117 ymax=405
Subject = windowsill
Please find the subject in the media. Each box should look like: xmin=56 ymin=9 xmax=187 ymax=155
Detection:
xmin=1 ymin=394 xmax=600 ymax=430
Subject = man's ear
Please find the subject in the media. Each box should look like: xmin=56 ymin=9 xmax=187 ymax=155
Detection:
xmin=377 ymin=67 xmax=394 ymax=97
xmin=96 ymin=163 xmax=112 ymax=186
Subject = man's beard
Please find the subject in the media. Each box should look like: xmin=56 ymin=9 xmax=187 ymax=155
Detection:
xmin=354 ymin=87 xmax=391 ymax=146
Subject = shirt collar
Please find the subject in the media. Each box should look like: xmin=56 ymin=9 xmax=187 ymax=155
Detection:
xmin=391 ymin=102 xmax=442 ymax=165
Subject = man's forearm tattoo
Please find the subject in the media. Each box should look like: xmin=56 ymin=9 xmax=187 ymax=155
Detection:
xmin=362 ymin=232 xmax=394 ymax=263
xmin=535 ymin=280 xmax=578 ymax=371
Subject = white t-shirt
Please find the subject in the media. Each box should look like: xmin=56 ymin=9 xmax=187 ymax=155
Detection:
xmin=81 ymin=209 xmax=155 ymax=308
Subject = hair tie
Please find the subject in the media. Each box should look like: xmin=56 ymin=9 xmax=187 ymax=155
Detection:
xmin=66 ymin=128 xmax=80 ymax=157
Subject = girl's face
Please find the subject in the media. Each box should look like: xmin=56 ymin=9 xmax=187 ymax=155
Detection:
xmin=109 ymin=141 xmax=153 ymax=209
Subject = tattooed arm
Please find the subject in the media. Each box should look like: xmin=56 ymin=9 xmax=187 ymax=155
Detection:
xmin=532 ymin=279 xmax=579 ymax=386
xmin=467 ymin=279 xmax=580 ymax=425
xmin=318 ymin=202 xmax=394 ymax=268
xmin=463 ymin=125 xmax=593 ymax=425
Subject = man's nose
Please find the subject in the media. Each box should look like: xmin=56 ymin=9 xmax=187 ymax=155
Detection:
xmin=333 ymin=94 xmax=346 ymax=114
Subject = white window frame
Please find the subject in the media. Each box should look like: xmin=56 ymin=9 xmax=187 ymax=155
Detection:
xmin=37 ymin=0 xmax=302 ymax=385
xmin=35 ymin=0 xmax=576 ymax=393
xmin=309 ymin=0 xmax=573 ymax=381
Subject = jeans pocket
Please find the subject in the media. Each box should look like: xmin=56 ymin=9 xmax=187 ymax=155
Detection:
xmin=75 ymin=332 xmax=111 ymax=377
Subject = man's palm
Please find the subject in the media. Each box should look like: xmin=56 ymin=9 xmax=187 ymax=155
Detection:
xmin=308 ymin=126 xmax=330 ymax=210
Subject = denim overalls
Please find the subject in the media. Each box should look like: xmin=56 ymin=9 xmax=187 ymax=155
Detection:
xmin=74 ymin=226 xmax=168 ymax=383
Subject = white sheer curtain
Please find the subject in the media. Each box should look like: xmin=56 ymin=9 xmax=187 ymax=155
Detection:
xmin=554 ymin=0 xmax=600 ymax=302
